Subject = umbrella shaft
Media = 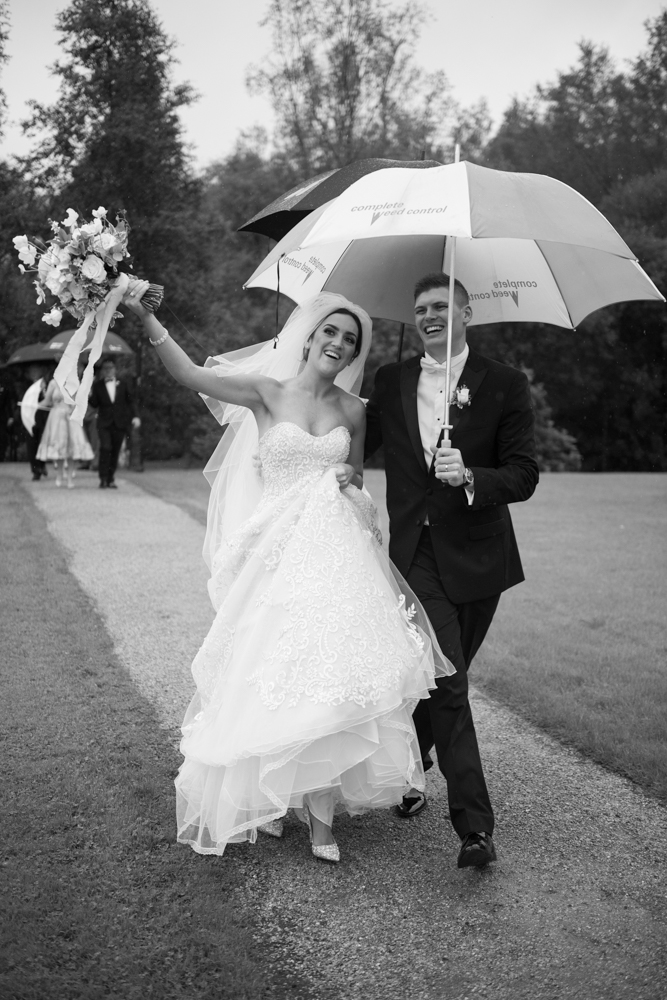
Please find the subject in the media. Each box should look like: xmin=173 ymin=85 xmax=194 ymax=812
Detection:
xmin=443 ymin=235 xmax=457 ymax=446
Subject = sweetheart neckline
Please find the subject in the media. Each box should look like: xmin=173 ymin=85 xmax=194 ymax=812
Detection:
xmin=260 ymin=421 xmax=351 ymax=443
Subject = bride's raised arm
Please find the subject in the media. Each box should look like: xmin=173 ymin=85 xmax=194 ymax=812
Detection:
xmin=124 ymin=289 xmax=275 ymax=413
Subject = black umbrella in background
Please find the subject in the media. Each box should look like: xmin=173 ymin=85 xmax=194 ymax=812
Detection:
xmin=238 ymin=157 xmax=442 ymax=242
xmin=3 ymin=343 xmax=60 ymax=366
xmin=44 ymin=328 xmax=135 ymax=357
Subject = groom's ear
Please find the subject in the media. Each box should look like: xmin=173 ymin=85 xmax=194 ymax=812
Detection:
xmin=462 ymin=303 xmax=473 ymax=325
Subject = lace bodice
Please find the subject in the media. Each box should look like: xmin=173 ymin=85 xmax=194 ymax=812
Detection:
xmin=258 ymin=421 xmax=351 ymax=501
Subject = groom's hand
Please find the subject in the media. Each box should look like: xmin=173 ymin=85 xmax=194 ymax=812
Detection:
xmin=434 ymin=446 xmax=466 ymax=487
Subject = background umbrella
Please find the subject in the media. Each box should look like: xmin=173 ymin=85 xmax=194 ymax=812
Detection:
xmin=245 ymin=156 xmax=664 ymax=444
xmin=45 ymin=328 xmax=135 ymax=357
xmin=238 ymin=157 xmax=442 ymax=242
xmin=3 ymin=343 xmax=60 ymax=366
xmin=19 ymin=379 xmax=46 ymax=435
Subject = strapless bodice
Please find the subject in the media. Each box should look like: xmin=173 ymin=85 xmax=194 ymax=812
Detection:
xmin=258 ymin=421 xmax=351 ymax=501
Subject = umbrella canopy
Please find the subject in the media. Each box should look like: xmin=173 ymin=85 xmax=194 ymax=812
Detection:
xmin=245 ymin=161 xmax=664 ymax=329
xmin=45 ymin=328 xmax=134 ymax=357
xmin=238 ymin=157 xmax=442 ymax=242
xmin=4 ymin=342 xmax=59 ymax=366
xmin=20 ymin=379 xmax=44 ymax=435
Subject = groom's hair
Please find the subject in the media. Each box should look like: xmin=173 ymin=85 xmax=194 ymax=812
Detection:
xmin=414 ymin=273 xmax=470 ymax=309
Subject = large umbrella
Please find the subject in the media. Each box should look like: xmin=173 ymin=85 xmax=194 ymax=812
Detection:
xmin=238 ymin=157 xmax=442 ymax=242
xmin=3 ymin=343 xmax=59 ymax=366
xmin=245 ymin=159 xmax=664 ymax=442
xmin=45 ymin=328 xmax=134 ymax=357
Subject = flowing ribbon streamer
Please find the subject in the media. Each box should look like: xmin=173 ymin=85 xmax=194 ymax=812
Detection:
xmin=53 ymin=273 xmax=131 ymax=426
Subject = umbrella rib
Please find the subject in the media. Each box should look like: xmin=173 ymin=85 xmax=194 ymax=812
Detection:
xmin=321 ymin=240 xmax=355 ymax=287
xmin=534 ymin=241 xmax=576 ymax=329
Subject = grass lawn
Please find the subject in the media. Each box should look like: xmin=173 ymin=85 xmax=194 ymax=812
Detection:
xmin=473 ymin=473 xmax=667 ymax=802
xmin=125 ymin=465 xmax=667 ymax=803
xmin=0 ymin=474 xmax=303 ymax=1000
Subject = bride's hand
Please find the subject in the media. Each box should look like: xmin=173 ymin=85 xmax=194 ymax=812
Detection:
xmin=123 ymin=279 xmax=151 ymax=318
xmin=332 ymin=463 xmax=356 ymax=490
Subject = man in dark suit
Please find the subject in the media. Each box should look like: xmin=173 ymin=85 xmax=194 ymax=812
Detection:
xmin=23 ymin=367 xmax=51 ymax=480
xmin=363 ymin=273 xmax=539 ymax=869
xmin=88 ymin=358 xmax=140 ymax=489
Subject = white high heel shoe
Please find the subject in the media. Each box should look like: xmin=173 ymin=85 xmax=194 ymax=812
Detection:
xmin=257 ymin=818 xmax=284 ymax=838
xmin=303 ymin=805 xmax=339 ymax=863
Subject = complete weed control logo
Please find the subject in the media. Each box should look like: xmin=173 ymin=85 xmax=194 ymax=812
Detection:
xmin=470 ymin=279 xmax=538 ymax=307
xmin=350 ymin=202 xmax=448 ymax=225
xmin=280 ymin=252 xmax=328 ymax=284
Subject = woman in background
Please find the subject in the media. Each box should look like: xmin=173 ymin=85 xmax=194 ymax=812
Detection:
xmin=36 ymin=378 xmax=94 ymax=487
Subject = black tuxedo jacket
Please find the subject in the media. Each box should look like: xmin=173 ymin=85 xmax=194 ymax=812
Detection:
xmin=365 ymin=348 xmax=539 ymax=605
xmin=89 ymin=378 xmax=136 ymax=431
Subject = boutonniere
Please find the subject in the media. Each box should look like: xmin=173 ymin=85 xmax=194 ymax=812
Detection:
xmin=453 ymin=384 xmax=472 ymax=409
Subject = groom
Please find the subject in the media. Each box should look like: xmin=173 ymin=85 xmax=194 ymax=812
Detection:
xmin=362 ymin=273 xmax=539 ymax=869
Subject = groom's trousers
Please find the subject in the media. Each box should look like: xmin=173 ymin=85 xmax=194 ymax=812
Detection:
xmin=406 ymin=527 xmax=499 ymax=839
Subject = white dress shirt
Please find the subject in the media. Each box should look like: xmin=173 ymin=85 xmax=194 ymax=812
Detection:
xmin=104 ymin=378 xmax=117 ymax=403
xmin=417 ymin=344 xmax=474 ymax=507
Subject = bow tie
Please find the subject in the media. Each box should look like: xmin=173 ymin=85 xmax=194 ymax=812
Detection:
xmin=420 ymin=358 xmax=458 ymax=377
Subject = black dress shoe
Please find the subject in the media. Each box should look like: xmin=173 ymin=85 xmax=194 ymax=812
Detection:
xmin=107 ymin=481 xmax=117 ymax=489
xmin=99 ymin=481 xmax=108 ymax=489
xmin=394 ymin=790 xmax=427 ymax=818
xmin=457 ymin=832 xmax=497 ymax=868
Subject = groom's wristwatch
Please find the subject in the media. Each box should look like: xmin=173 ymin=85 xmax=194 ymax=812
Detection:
xmin=462 ymin=467 xmax=474 ymax=488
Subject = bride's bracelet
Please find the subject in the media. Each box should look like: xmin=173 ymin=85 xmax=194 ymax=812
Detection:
xmin=149 ymin=329 xmax=169 ymax=347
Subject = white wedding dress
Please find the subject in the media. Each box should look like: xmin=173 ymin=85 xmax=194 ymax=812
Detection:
xmin=175 ymin=421 xmax=447 ymax=855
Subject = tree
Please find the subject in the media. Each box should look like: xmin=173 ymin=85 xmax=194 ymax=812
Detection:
xmin=485 ymin=43 xmax=629 ymax=203
xmin=524 ymin=369 xmax=582 ymax=471
xmin=479 ymin=18 xmax=667 ymax=471
xmin=0 ymin=0 xmax=9 ymax=138
xmin=0 ymin=3 xmax=51 ymax=359
xmin=21 ymin=0 xmax=205 ymax=461
xmin=248 ymin=0 xmax=488 ymax=173
xmin=622 ymin=11 xmax=667 ymax=176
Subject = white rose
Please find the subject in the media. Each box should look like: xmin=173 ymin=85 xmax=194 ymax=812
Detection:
xmin=81 ymin=218 xmax=104 ymax=237
xmin=80 ymin=255 xmax=107 ymax=283
xmin=92 ymin=232 xmax=117 ymax=255
xmin=458 ymin=386 xmax=470 ymax=404
xmin=92 ymin=206 xmax=107 ymax=219
xmin=45 ymin=267 xmax=69 ymax=295
xmin=42 ymin=307 xmax=63 ymax=327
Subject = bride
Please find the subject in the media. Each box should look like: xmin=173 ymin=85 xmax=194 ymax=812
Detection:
xmin=125 ymin=286 xmax=452 ymax=862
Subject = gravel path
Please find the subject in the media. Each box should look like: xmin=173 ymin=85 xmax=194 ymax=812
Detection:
xmin=13 ymin=464 xmax=667 ymax=1000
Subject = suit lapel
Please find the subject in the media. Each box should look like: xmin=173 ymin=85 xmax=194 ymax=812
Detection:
xmin=451 ymin=350 xmax=488 ymax=443
xmin=400 ymin=356 xmax=428 ymax=474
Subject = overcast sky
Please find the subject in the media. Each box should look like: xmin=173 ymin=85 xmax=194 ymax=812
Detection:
xmin=2 ymin=0 xmax=665 ymax=169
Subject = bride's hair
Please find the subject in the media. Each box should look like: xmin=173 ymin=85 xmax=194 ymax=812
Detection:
xmin=303 ymin=307 xmax=364 ymax=361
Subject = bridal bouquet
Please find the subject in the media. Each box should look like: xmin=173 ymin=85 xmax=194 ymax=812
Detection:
xmin=13 ymin=207 xmax=163 ymax=425
xmin=13 ymin=207 xmax=162 ymax=328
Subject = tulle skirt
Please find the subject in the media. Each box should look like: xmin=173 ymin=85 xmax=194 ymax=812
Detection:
xmin=37 ymin=404 xmax=94 ymax=462
xmin=176 ymin=469 xmax=450 ymax=855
